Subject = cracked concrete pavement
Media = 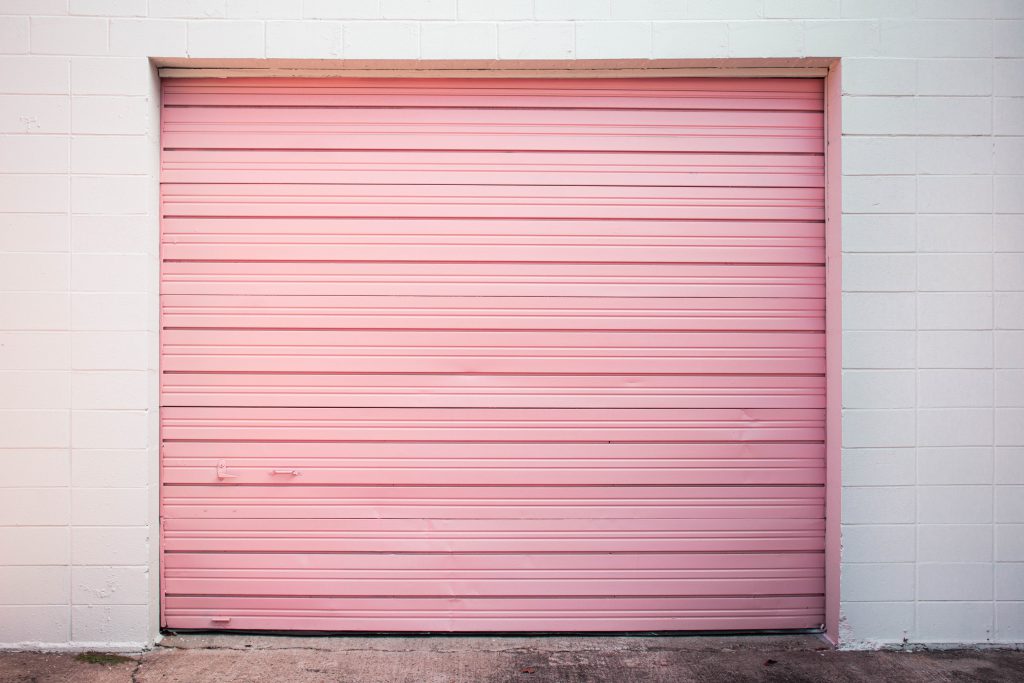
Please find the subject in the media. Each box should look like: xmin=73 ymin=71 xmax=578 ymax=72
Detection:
xmin=1 ymin=634 xmax=1023 ymax=682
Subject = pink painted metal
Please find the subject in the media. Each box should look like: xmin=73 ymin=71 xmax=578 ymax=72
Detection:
xmin=159 ymin=76 xmax=827 ymax=633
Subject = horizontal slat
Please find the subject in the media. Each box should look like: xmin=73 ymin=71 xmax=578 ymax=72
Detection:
xmin=161 ymin=150 xmax=825 ymax=187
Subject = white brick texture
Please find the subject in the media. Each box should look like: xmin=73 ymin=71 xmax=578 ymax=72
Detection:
xmin=0 ymin=0 xmax=1021 ymax=651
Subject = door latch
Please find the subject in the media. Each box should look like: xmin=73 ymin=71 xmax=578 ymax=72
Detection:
xmin=216 ymin=460 xmax=239 ymax=479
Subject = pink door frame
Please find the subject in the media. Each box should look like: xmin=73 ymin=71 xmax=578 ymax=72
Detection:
xmin=155 ymin=60 xmax=844 ymax=643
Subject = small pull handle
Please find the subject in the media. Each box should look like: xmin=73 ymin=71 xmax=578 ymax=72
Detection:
xmin=216 ymin=460 xmax=239 ymax=479
xmin=210 ymin=616 xmax=232 ymax=624
xmin=271 ymin=469 xmax=300 ymax=476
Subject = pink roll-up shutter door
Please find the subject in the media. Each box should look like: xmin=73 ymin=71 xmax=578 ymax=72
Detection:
xmin=160 ymin=77 xmax=827 ymax=632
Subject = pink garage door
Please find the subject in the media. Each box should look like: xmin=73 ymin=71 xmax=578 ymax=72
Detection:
xmin=159 ymin=77 xmax=827 ymax=632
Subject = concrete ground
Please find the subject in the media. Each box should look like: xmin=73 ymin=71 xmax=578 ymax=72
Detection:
xmin=1 ymin=634 xmax=1022 ymax=683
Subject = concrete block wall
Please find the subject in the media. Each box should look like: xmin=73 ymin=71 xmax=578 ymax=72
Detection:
xmin=0 ymin=0 xmax=1021 ymax=650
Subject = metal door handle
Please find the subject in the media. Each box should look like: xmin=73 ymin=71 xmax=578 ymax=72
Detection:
xmin=271 ymin=469 xmax=300 ymax=476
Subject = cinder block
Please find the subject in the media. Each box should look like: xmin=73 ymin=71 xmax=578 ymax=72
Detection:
xmin=918 ymin=368 xmax=995 ymax=408
xmin=996 ymin=523 xmax=1024 ymax=558
xmin=0 ymin=214 xmax=69 ymax=253
xmin=843 ymin=409 xmax=916 ymax=447
xmin=917 ymin=293 xmax=994 ymax=330
xmin=995 ymin=215 xmax=1024 ymax=251
xmin=0 ymin=0 xmax=71 ymax=14
xmin=187 ymin=20 xmax=265 ymax=58
xmin=0 ymin=526 xmax=70 ymax=565
xmin=842 ymin=97 xmax=916 ymax=135
xmin=71 ymin=176 xmax=150 ymax=215
xmin=997 ymin=331 xmax=1024 ymax=368
xmin=0 ymin=56 xmax=69 ymax=94
xmin=0 ymin=17 xmax=30 ymax=54
xmin=996 ymin=602 xmax=1024 ymax=642
xmin=265 ymin=21 xmax=342 ymax=59
xmin=0 ymin=94 xmax=69 ymax=133
xmin=0 ymin=174 xmax=69 ymax=213
xmin=841 ymin=214 xmax=916 ymax=252
xmin=917 ymin=137 xmax=994 ymax=175
xmin=0 ymin=292 xmax=70 ymax=331
xmin=610 ymin=0 xmax=689 ymax=20
xmin=0 ymin=487 xmax=69 ymax=526
xmin=109 ymin=19 xmax=187 ymax=55
xmin=690 ymin=0 xmax=763 ymax=19
xmin=0 ymin=252 xmax=69 ymax=291
xmin=71 ymin=215 xmax=151 ymax=255
xmin=918 ymin=484 xmax=993 ymax=523
xmin=72 ymin=57 xmax=151 ymax=96
xmin=499 ymin=22 xmax=574 ymax=59
xmin=0 ymin=567 xmax=69 ymax=605
xmin=996 ymin=447 xmax=1024 ymax=483
xmin=0 ymin=450 xmax=69 ymax=487
xmin=839 ymin=602 xmax=914 ymax=645
xmin=919 ymin=563 xmax=994 ymax=601
xmin=842 ymin=448 xmax=915 ymax=485
xmin=72 ymin=449 xmax=149 ymax=488
xmin=995 ymin=253 xmax=1024 ymax=291
xmin=917 ymin=97 xmax=992 ymax=135
xmin=918 ymin=58 xmax=994 ymax=95
xmin=842 ymin=563 xmax=915 ymax=602
xmin=842 ymin=254 xmax=916 ymax=291
xmin=997 ymin=369 xmax=1024 ymax=405
xmin=918 ymin=253 xmax=993 ymax=291
xmin=995 ymin=97 xmax=1024 ymax=135
xmin=880 ymin=19 xmax=993 ymax=58
xmin=70 ymin=604 xmax=148 ymax=645
xmin=843 ymin=292 xmax=915 ymax=330
xmin=994 ymin=19 xmax=1024 ymax=57
xmin=71 ymin=526 xmax=149 ymax=566
xmin=841 ymin=0 xmax=914 ymax=18
xmin=30 ymin=17 xmax=107 ymax=55
xmin=843 ymin=370 xmax=915 ymax=408
xmin=0 ymin=370 xmax=70 ymax=409
xmin=72 ymin=331 xmax=149 ymax=370
xmin=917 ymin=446 xmax=994 ymax=484
xmin=919 ymin=524 xmax=994 ymax=561
xmin=70 ymin=0 xmax=146 ymax=15
xmin=71 ymin=96 xmax=148 ymax=135
xmin=535 ymin=0 xmax=610 ymax=20
xmin=149 ymin=0 xmax=227 ymax=18
xmin=996 ymin=486 xmax=1024 ymax=522
xmin=917 ymin=407 xmax=994 ymax=446
xmin=71 ymin=488 xmax=148 ymax=526
xmin=382 ymin=0 xmax=457 ymax=20
xmin=843 ymin=486 xmax=915 ymax=524
xmin=841 ymin=58 xmax=916 ymax=96
xmin=71 ymin=253 xmax=151 ymax=293
xmin=71 ymin=566 xmax=149 ymax=605
xmin=303 ymin=0 xmax=380 ymax=19
xmin=917 ymin=214 xmax=993 ymax=253
xmin=0 ymin=332 xmax=69 ymax=371
xmin=843 ymin=330 xmax=915 ymax=369
xmin=420 ymin=22 xmax=497 ymax=59
xmin=995 ymin=175 xmax=1024 ymax=213
xmin=804 ymin=20 xmax=879 ymax=57
xmin=0 ymin=606 xmax=69 ymax=644
xmin=652 ymin=21 xmax=728 ymax=58
xmin=842 ymin=137 xmax=915 ymax=175
xmin=0 ymin=135 xmax=68 ymax=173
xmin=997 ymin=408 xmax=1024 ymax=445
xmin=841 ymin=524 xmax=916 ymax=562
xmin=576 ymin=21 xmax=651 ymax=59
xmin=765 ymin=0 xmax=839 ymax=19
xmin=727 ymin=20 xmax=804 ymax=57
xmin=71 ymin=371 xmax=148 ymax=410
xmin=995 ymin=59 xmax=1024 ymax=96
xmin=996 ymin=564 xmax=1024 ymax=599
xmin=71 ymin=135 xmax=150 ymax=174
xmin=995 ymin=137 xmax=1024 ymax=174
xmin=343 ymin=21 xmax=419 ymax=59
xmin=70 ymin=409 xmax=148 ymax=449
xmin=916 ymin=602 xmax=993 ymax=643
xmin=843 ymin=176 xmax=917 ymax=213
xmin=226 ymin=0 xmax=301 ymax=19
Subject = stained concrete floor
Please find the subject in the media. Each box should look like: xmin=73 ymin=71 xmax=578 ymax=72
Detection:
xmin=1 ymin=634 xmax=1022 ymax=683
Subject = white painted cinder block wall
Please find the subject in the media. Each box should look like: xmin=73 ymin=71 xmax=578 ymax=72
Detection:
xmin=0 ymin=0 xmax=1021 ymax=650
